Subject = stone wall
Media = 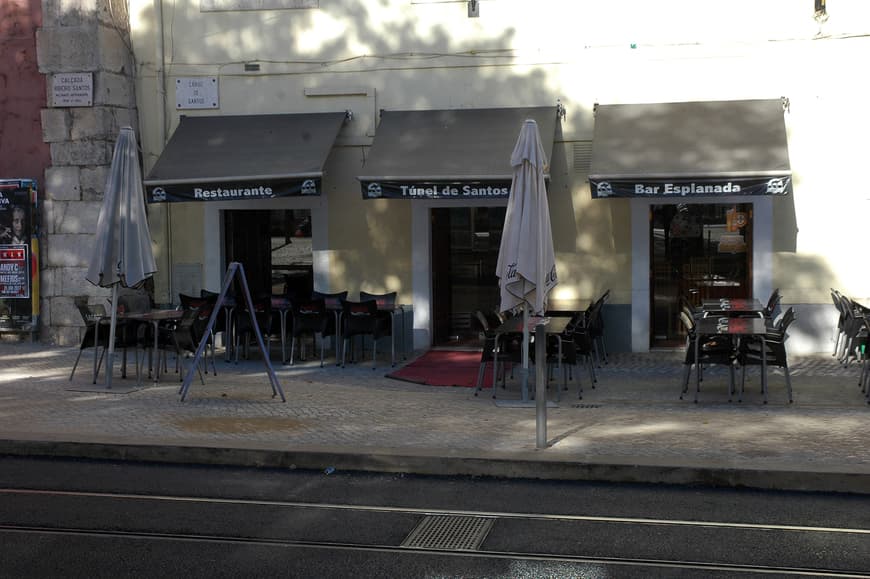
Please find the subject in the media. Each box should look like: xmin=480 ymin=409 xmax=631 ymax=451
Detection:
xmin=37 ymin=0 xmax=138 ymax=345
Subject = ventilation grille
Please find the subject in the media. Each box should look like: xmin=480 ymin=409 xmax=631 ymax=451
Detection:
xmin=573 ymin=141 xmax=593 ymax=174
xmin=401 ymin=515 xmax=494 ymax=551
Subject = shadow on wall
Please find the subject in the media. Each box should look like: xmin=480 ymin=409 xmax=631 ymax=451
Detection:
xmin=773 ymin=186 xmax=798 ymax=253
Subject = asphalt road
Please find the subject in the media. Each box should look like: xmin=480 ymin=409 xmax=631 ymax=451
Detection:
xmin=1 ymin=457 xmax=869 ymax=578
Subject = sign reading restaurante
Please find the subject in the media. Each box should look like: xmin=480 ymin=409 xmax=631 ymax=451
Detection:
xmin=146 ymin=177 xmax=321 ymax=203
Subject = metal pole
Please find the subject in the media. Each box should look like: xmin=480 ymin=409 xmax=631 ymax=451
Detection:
xmin=535 ymin=321 xmax=547 ymax=448
xmin=106 ymin=284 xmax=118 ymax=389
xmin=521 ymin=304 xmax=530 ymax=401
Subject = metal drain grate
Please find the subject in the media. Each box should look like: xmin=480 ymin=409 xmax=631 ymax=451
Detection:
xmin=571 ymin=403 xmax=602 ymax=409
xmin=401 ymin=515 xmax=494 ymax=551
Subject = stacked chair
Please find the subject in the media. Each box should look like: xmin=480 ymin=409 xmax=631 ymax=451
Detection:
xmin=831 ymin=289 xmax=869 ymax=368
xmin=831 ymin=289 xmax=870 ymax=403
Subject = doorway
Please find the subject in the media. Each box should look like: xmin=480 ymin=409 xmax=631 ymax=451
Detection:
xmin=431 ymin=207 xmax=506 ymax=346
xmin=650 ymin=203 xmax=753 ymax=347
xmin=224 ymin=209 xmax=313 ymax=299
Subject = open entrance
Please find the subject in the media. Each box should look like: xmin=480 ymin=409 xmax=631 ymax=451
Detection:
xmin=224 ymin=209 xmax=313 ymax=299
xmin=650 ymin=203 xmax=753 ymax=347
xmin=431 ymin=207 xmax=505 ymax=346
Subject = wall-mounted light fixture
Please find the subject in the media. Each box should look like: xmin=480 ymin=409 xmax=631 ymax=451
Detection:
xmin=468 ymin=0 xmax=479 ymax=18
xmin=556 ymin=99 xmax=567 ymax=121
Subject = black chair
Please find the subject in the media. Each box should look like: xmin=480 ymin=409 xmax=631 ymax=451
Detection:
xmin=69 ymin=302 xmax=112 ymax=383
xmin=762 ymin=288 xmax=782 ymax=320
xmin=169 ymin=306 xmax=208 ymax=386
xmin=583 ymin=297 xmax=607 ymax=367
xmin=359 ymin=291 xmax=398 ymax=366
xmin=199 ymin=289 xmax=229 ymax=355
xmin=288 ymin=297 xmax=334 ymax=367
xmin=737 ymin=307 xmax=796 ymax=403
xmin=568 ymin=322 xmax=598 ymax=398
xmin=116 ymin=291 xmax=153 ymax=379
xmin=312 ymin=290 xmax=348 ymax=362
xmin=831 ymin=289 xmax=849 ymax=358
xmin=473 ymin=310 xmax=521 ymax=397
xmin=313 ymin=290 xmax=348 ymax=310
xmin=179 ymin=293 xmax=219 ymax=374
xmin=340 ymin=299 xmax=390 ymax=369
xmin=233 ymin=296 xmax=273 ymax=363
xmin=838 ymin=297 xmax=869 ymax=367
xmin=679 ymin=310 xmax=737 ymax=403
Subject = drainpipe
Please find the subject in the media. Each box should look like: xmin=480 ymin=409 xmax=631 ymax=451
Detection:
xmin=154 ymin=0 xmax=172 ymax=304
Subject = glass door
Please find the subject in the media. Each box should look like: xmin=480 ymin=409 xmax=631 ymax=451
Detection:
xmin=224 ymin=209 xmax=313 ymax=299
xmin=431 ymin=207 xmax=505 ymax=346
xmin=650 ymin=203 xmax=753 ymax=347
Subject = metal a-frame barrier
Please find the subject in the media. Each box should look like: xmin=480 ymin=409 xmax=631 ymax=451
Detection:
xmin=179 ymin=262 xmax=285 ymax=402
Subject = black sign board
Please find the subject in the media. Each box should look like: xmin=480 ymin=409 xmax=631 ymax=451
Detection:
xmin=360 ymin=180 xmax=513 ymax=200
xmin=589 ymin=175 xmax=791 ymax=199
xmin=147 ymin=177 xmax=323 ymax=203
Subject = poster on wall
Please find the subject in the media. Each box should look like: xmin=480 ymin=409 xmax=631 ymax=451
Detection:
xmin=0 ymin=179 xmax=39 ymax=336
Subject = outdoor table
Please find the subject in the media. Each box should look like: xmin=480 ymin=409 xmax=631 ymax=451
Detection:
xmin=379 ymin=303 xmax=405 ymax=366
xmin=493 ymin=315 xmax=573 ymax=401
xmin=701 ymin=298 xmax=765 ymax=317
xmin=120 ymin=309 xmax=183 ymax=383
xmin=694 ymin=316 xmax=768 ymax=403
xmin=545 ymin=298 xmax=588 ymax=318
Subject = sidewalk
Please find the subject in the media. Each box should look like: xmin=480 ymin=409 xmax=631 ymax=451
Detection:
xmin=1 ymin=341 xmax=869 ymax=494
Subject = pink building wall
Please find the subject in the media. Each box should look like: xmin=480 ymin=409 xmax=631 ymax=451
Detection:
xmin=0 ymin=0 xmax=50 ymax=183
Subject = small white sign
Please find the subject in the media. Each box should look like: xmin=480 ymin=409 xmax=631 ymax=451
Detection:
xmin=52 ymin=73 xmax=93 ymax=107
xmin=201 ymin=0 xmax=317 ymax=11
xmin=176 ymin=77 xmax=219 ymax=109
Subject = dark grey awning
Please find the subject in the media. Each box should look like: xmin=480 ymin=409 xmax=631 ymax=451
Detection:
xmin=358 ymin=107 xmax=558 ymax=199
xmin=144 ymin=112 xmax=346 ymax=202
xmin=589 ymin=99 xmax=792 ymax=198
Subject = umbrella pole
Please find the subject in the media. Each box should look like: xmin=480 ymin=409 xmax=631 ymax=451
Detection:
xmin=521 ymin=303 xmax=529 ymax=402
xmin=106 ymin=284 xmax=118 ymax=388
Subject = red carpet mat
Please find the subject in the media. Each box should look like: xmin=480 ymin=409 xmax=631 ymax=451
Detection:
xmin=386 ymin=350 xmax=492 ymax=388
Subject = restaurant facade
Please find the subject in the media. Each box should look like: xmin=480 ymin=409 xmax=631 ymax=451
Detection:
xmin=113 ymin=0 xmax=870 ymax=354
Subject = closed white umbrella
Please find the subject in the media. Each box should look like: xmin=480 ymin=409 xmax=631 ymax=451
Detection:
xmin=496 ymin=119 xmax=558 ymax=400
xmin=86 ymin=127 xmax=157 ymax=388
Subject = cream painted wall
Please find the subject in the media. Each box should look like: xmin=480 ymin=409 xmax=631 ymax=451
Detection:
xmin=127 ymin=0 xmax=870 ymax=350
xmin=323 ymin=146 xmax=413 ymax=302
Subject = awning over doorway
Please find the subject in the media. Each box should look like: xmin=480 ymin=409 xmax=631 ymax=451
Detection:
xmin=358 ymin=107 xmax=558 ymax=200
xmin=144 ymin=112 xmax=347 ymax=203
xmin=588 ymin=99 xmax=791 ymax=199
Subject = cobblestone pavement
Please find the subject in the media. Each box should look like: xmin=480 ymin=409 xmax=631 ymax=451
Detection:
xmin=1 ymin=342 xmax=868 ymax=492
